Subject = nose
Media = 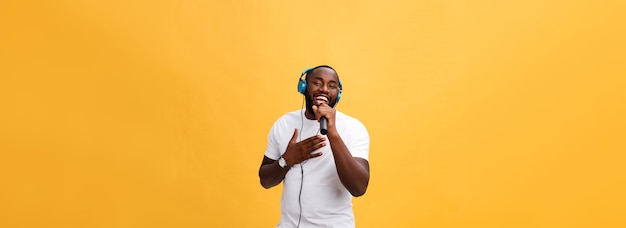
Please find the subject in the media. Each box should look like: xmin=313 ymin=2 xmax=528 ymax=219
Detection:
xmin=318 ymin=83 xmax=330 ymax=93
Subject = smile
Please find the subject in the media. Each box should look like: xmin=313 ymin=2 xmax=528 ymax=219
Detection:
xmin=314 ymin=95 xmax=329 ymax=105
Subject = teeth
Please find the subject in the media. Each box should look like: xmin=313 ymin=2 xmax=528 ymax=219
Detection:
xmin=316 ymin=96 xmax=328 ymax=102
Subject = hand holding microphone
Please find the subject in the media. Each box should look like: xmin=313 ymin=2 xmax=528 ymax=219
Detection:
xmin=312 ymin=102 xmax=334 ymax=135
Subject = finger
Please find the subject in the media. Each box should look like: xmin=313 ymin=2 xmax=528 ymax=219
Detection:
xmin=309 ymin=152 xmax=323 ymax=158
xmin=311 ymin=105 xmax=321 ymax=121
xmin=301 ymin=135 xmax=325 ymax=147
xmin=290 ymin=128 xmax=298 ymax=143
xmin=318 ymin=103 xmax=331 ymax=115
xmin=309 ymin=141 xmax=326 ymax=151
xmin=300 ymin=134 xmax=323 ymax=143
xmin=317 ymin=105 xmax=333 ymax=122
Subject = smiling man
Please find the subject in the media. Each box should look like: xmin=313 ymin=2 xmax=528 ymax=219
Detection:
xmin=258 ymin=65 xmax=371 ymax=228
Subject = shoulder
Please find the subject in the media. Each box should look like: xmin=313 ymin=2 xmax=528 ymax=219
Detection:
xmin=336 ymin=110 xmax=369 ymax=138
xmin=268 ymin=109 xmax=303 ymax=132
xmin=336 ymin=110 xmax=367 ymax=128
xmin=273 ymin=109 xmax=303 ymax=125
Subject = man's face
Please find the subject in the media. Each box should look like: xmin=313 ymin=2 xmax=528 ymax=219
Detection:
xmin=304 ymin=67 xmax=341 ymax=116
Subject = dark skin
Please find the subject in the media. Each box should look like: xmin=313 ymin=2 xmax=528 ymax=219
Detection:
xmin=258 ymin=67 xmax=370 ymax=197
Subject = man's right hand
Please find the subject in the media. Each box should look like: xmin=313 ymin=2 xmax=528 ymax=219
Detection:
xmin=282 ymin=128 xmax=325 ymax=166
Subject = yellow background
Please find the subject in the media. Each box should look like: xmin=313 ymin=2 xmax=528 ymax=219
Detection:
xmin=1 ymin=0 xmax=625 ymax=227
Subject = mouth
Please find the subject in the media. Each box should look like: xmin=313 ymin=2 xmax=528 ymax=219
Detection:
xmin=314 ymin=94 xmax=330 ymax=106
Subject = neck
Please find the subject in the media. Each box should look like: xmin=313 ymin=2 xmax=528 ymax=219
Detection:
xmin=304 ymin=108 xmax=316 ymax=120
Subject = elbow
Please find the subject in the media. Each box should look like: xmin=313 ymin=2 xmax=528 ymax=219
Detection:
xmin=259 ymin=173 xmax=269 ymax=189
xmin=343 ymin=175 xmax=369 ymax=197
xmin=259 ymin=175 xmax=271 ymax=189
xmin=349 ymin=176 xmax=369 ymax=197
xmin=258 ymin=167 xmax=281 ymax=189
xmin=259 ymin=169 xmax=271 ymax=189
xmin=350 ymin=189 xmax=366 ymax=197
xmin=260 ymin=179 xmax=275 ymax=189
xmin=349 ymin=186 xmax=368 ymax=197
xmin=259 ymin=175 xmax=278 ymax=189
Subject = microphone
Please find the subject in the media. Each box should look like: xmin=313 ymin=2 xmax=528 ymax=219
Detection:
xmin=320 ymin=116 xmax=328 ymax=135
xmin=317 ymin=102 xmax=329 ymax=135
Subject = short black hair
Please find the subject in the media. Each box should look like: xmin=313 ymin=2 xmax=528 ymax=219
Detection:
xmin=305 ymin=65 xmax=341 ymax=89
xmin=306 ymin=65 xmax=337 ymax=80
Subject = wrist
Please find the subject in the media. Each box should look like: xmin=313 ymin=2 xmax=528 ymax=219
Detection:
xmin=326 ymin=126 xmax=339 ymax=137
xmin=278 ymin=156 xmax=290 ymax=169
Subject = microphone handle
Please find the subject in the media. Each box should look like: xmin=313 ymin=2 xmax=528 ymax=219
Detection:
xmin=320 ymin=116 xmax=328 ymax=135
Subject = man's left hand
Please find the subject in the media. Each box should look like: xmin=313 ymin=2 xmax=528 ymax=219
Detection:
xmin=312 ymin=103 xmax=336 ymax=129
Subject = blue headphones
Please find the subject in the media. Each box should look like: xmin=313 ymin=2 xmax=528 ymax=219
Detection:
xmin=297 ymin=66 xmax=343 ymax=103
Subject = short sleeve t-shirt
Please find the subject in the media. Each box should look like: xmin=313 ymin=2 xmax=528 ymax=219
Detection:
xmin=264 ymin=109 xmax=370 ymax=228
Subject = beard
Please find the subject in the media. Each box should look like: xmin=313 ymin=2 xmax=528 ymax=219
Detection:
xmin=304 ymin=93 xmax=336 ymax=118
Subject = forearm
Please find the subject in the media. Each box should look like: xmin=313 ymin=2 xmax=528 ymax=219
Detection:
xmin=259 ymin=157 xmax=290 ymax=189
xmin=327 ymin=129 xmax=370 ymax=197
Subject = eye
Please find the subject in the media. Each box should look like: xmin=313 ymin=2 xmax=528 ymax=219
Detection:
xmin=312 ymin=81 xmax=322 ymax=86
xmin=329 ymin=84 xmax=337 ymax=89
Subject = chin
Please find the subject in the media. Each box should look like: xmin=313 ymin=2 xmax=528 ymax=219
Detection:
xmin=304 ymin=94 xmax=336 ymax=116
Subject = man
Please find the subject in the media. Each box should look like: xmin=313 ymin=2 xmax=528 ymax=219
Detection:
xmin=258 ymin=65 xmax=370 ymax=228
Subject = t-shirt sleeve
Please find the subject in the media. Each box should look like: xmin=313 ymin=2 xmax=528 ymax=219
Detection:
xmin=264 ymin=119 xmax=282 ymax=160
xmin=347 ymin=119 xmax=370 ymax=160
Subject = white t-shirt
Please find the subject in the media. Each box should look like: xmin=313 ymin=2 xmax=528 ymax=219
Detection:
xmin=264 ymin=109 xmax=370 ymax=228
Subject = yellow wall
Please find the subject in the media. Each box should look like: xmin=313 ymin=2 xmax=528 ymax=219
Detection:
xmin=1 ymin=1 xmax=625 ymax=227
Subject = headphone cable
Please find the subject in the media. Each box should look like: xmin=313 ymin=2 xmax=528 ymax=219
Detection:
xmin=296 ymin=94 xmax=305 ymax=228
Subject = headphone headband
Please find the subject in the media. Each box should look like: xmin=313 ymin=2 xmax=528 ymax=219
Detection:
xmin=297 ymin=65 xmax=343 ymax=103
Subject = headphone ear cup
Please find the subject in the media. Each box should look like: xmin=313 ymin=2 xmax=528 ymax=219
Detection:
xmin=336 ymin=89 xmax=342 ymax=103
xmin=335 ymin=79 xmax=343 ymax=104
xmin=298 ymin=68 xmax=313 ymax=95
xmin=297 ymin=79 xmax=307 ymax=94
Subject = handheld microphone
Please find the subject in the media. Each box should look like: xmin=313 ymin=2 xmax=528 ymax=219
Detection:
xmin=320 ymin=117 xmax=328 ymax=135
